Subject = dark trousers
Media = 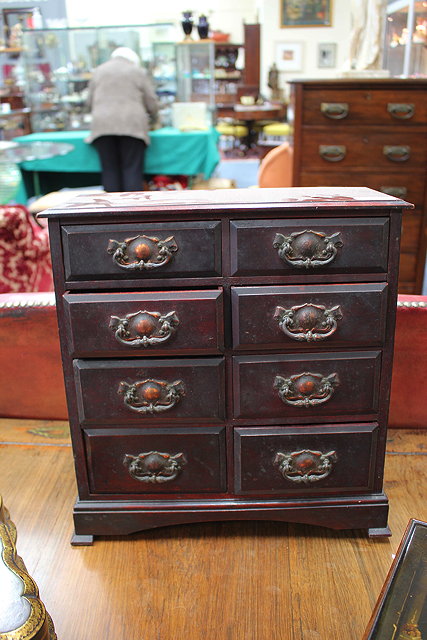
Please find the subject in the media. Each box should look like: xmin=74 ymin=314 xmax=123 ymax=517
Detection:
xmin=93 ymin=135 xmax=146 ymax=192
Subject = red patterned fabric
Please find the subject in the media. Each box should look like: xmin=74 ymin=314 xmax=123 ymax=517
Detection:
xmin=0 ymin=205 xmax=53 ymax=293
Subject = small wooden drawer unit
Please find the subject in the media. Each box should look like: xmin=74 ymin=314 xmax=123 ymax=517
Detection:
xmin=289 ymin=78 xmax=427 ymax=293
xmin=43 ymin=186 xmax=410 ymax=544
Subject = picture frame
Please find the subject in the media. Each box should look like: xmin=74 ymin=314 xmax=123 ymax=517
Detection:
xmin=275 ymin=42 xmax=303 ymax=72
xmin=280 ymin=0 xmax=332 ymax=28
xmin=363 ymin=519 xmax=427 ymax=639
xmin=318 ymin=42 xmax=337 ymax=68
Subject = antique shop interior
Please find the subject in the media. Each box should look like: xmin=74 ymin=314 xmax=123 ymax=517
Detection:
xmin=1 ymin=1 xmax=427 ymax=639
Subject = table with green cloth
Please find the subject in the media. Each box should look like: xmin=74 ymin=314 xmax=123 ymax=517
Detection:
xmin=13 ymin=127 xmax=220 ymax=202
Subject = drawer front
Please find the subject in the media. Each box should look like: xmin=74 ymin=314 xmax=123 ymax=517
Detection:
xmin=301 ymin=88 xmax=427 ymax=126
xmin=233 ymin=351 xmax=381 ymax=422
xmin=297 ymin=171 xmax=426 ymax=210
xmin=234 ymin=424 xmax=379 ymax=495
xmin=299 ymin=131 xmax=427 ymax=171
xmin=62 ymin=221 xmax=222 ymax=282
xmin=84 ymin=427 xmax=226 ymax=494
xmin=230 ymin=218 xmax=389 ymax=276
xmin=64 ymin=289 xmax=224 ymax=357
xmin=231 ymin=283 xmax=388 ymax=350
xmin=74 ymin=358 xmax=225 ymax=424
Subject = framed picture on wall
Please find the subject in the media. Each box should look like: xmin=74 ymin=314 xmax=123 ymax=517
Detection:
xmin=275 ymin=42 xmax=304 ymax=72
xmin=281 ymin=0 xmax=332 ymax=27
xmin=318 ymin=42 xmax=337 ymax=68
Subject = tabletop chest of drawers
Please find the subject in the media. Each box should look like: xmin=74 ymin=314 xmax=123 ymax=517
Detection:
xmin=43 ymin=186 xmax=410 ymax=544
xmin=288 ymin=78 xmax=427 ymax=294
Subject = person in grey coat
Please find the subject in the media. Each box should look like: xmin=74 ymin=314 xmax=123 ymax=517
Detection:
xmin=86 ymin=47 xmax=159 ymax=192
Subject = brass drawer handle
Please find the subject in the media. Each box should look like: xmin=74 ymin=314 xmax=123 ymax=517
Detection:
xmin=124 ymin=451 xmax=187 ymax=483
xmin=107 ymin=234 xmax=178 ymax=270
xmin=387 ymin=103 xmax=415 ymax=120
xmin=383 ymin=145 xmax=411 ymax=162
xmin=320 ymin=102 xmax=349 ymax=119
xmin=273 ymin=229 xmax=343 ymax=269
xmin=118 ymin=378 xmax=185 ymax=414
xmin=274 ymin=372 xmax=340 ymax=408
xmin=110 ymin=310 xmax=179 ymax=348
xmin=380 ymin=186 xmax=408 ymax=199
xmin=274 ymin=449 xmax=337 ymax=484
xmin=274 ymin=303 xmax=343 ymax=342
xmin=319 ymin=145 xmax=346 ymax=162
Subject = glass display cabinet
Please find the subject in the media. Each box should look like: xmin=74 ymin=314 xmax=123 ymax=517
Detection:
xmin=176 ymin=40 xmax=244 ymax=113
xmin=383 ymin=0 xmax=427 ymax=77
xmin=20 ymin=24 xmax=177 ymax=132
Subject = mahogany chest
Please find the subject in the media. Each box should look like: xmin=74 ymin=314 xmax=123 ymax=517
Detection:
xmin=43 ymin=186 xmax=410 ymax=544
xmin=288 ymin=78 xmax=427 ymax=294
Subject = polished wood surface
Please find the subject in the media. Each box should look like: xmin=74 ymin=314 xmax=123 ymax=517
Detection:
xmin=289 ymin=79 xmax=427 ymax=294
xmin=1 ymin=419 xmax=426 ymax=640
xmin=44 ymin=188 xmax=408 ymax=538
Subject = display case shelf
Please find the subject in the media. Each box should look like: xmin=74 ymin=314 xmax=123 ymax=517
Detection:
xmin=20 ymin=24 xmax=177 ymax=132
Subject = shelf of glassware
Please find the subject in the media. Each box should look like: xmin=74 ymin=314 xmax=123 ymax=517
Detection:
xmin=20 ymin=24 xmax=177 ymax=132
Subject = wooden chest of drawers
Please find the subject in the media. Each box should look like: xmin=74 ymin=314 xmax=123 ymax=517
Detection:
xmin=43 ymin=186 xmax=410 ymax=544
xmin=288 ymin=79 xmax=427 ymax=294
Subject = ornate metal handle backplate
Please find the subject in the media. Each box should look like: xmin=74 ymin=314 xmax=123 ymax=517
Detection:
xmin=320 ymin=102 xmax=349 ymax=119
xmin=387 ymin=102 xmax=415 ymax=120
xmin=118 ymin=378 xmax=185 ymax=414
xmin=274 ymin=303 xmax=343 ymax=342
xmin=123 ymin=451 xmax=187 ymax=483
xmin=109 ymin=310 xmax=179 ymax=347
xmin=274 ymin=372 xmax=339 ymax=408
xmin=274 ymin=449 xmax=337 ymax=484
xmin=107 ymin=234 xmax=178 ymax=270
xmin=273 ymin=229 xmax=343 ymax=269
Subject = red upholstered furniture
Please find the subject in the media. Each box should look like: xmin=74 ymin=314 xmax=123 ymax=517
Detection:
xmin=389 ymin=295 xmax=427 ymax=428
xmin=0 ymin=292 xmax=425 ymax=427
xmin=0 ymin=293 xmax=67 ymax=420
xmin=0 ymin=205 xmax=53 ymax=293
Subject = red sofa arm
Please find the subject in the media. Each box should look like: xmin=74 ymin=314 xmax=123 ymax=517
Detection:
xmin=0 ymin=292 xmax=67 ymax=420
xmin=389 ymin=295 xmax=427 ymax=428
xmin=0 ymin=292 xmax=425 ymax=426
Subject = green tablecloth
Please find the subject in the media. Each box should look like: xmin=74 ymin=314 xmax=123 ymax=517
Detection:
xmin=12 ymin=127 xmax=220 ymax=201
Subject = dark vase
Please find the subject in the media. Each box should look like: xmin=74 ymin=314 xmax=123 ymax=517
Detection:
xmin=197 ymin=15 xmax=209 ymax=39
xmin=181 ymin=11 xmax=194 ymax=40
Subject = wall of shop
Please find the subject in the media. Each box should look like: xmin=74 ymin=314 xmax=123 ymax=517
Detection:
xmin=65 ymin=0 xmax=258 ymax=44
xmin=259 ymin=1 xmax=352 ymax=99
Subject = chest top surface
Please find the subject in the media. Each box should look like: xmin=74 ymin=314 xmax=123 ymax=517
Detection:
xmin=40 ymin=186 xmax=411 ymax=220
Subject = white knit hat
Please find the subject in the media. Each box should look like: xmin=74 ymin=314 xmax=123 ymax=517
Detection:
xmin=111 ymin=47 xmax=141 ymax=66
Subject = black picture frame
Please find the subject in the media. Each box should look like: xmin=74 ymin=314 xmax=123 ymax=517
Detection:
xmin=363 ymin=519 xmax=427 ymax=639
xmin=280 ymin=0 xmax=332 ymax=28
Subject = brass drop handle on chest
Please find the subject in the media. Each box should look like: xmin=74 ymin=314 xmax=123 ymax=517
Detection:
xmin=118 ymin=378 xmax=185 ymax=414
xmin=320 ymin=102 xmax=349 ymax=119
xmin=383 ymin=145 xmax=411 ymax=162
xmin=123 ymin=451 xmax=187 ymax=483
xmin=387 ymin=103 xmax=415 ymax=120
xmin=319 ymin=145 xmax=346 ymax=162
xmin=274 ymin=449 xmax=337 ymax=484
xmin=274 ymin=303 xmax=343 ymax=342
xmin=380 ymin=186 xmax=408 ymax=199
xmin=273 ymin=229 xmax=343 ymax=269
xmin=274 ymin=372 xmax=339 ymax=408
xmin=110 ymin=310 xmax=179 ymax=347
xmin=107 ymin=234 xmax=178 ymax=270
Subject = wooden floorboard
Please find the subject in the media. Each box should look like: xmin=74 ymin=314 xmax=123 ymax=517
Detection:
xmin=0 ymin=419 xmax=426 ymax=640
